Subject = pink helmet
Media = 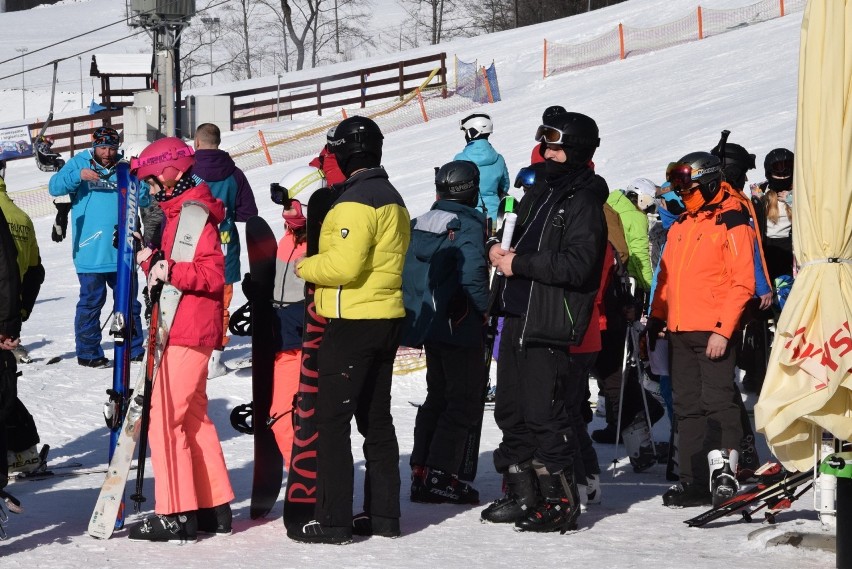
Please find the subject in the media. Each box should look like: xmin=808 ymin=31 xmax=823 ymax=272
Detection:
xmin=131 ymin=137 xmax=195 ymax=181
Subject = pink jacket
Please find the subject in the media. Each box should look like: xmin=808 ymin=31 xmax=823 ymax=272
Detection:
xmin=141 ymin=183 xmax=226 ymax=347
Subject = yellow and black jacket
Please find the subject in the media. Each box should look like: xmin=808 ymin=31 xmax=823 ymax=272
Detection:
xmin=297 ymin=167 xmax=410 ymax=320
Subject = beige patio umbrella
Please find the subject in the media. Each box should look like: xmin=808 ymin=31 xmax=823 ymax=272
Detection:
xmin=754 ymin=0 xmax=852 ymax=473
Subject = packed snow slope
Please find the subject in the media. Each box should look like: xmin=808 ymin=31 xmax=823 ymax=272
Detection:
xmin=1 ymin=0 xmax=833 ymax=567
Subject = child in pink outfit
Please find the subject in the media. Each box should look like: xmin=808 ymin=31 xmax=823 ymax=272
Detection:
xmin=129 ymin=137 xmax=234 ymax=544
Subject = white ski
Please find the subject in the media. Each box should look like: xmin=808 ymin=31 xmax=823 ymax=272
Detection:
xmin=88 ymin=201 xmax=210 ymax=539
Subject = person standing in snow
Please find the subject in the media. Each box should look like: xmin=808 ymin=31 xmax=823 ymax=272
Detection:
xmin=402 ymin=160 xmax=490 ymax=506
xmin=289 ymin=116 xmax=410 ymax=545
xmin=128 ymin=138 xmax=234 ymax=543
xmin=192 ymin=123 xmax=258 ymax=378
xmin=48 ymin=126 xmax=148 ymax=368
xmin=481 ymin=110 xmax=607 ymax=533
xmin=0 ymin=161 xmax=44 ymax=366
xmin=455 ymin=113 xmax=510 ymax=229
xmin=0 ymin=205 xmax=21 ymax=491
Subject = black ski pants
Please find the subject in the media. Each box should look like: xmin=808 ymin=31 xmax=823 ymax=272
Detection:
xmin=314 ymin=318 xmax=402 ymax=528
xmin=492 ymin=316 xmax=576 ymax=475
xmin=411 ymin=341 xmax=486 ymax=476
xmin=565 ymin=351 xmax=600 ymax=483
xmin=0 ymin=351 xmax=18 ymax=489
xmin=669 ymin=331 xmax=743 ymax=487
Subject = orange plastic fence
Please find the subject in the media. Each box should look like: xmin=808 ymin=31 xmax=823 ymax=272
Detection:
xmin=544 ymin=0 xmax=806 ymax=78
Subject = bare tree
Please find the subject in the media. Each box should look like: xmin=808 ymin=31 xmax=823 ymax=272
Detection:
xmin=396 ymin=0 xmax=469 ymax=45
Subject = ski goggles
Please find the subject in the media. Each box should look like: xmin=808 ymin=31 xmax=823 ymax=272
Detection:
xmin=270 ymin=183 xmax=293 ymax=207
xmin=534 ymin=125 xmax=566 ymax=145
xmin=666 ymin=162 xmax=700 ymax=194
xmin=514 ymin=167 xmax=536 ymax=189
xmin=768 ymin=158 xmax=793 ymax=179
xmin=92 ymin=127 xmax=120 ymax=148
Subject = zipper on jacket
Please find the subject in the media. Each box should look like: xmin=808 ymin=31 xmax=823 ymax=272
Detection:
xmin=518 ymin=188 xmax=556 ymax=348
xmin=335 ymin=286 xmax=342 ymax=318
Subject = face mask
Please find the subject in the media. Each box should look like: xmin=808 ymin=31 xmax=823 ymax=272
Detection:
xmin=681 ymin=190 xmax=706 ymax=214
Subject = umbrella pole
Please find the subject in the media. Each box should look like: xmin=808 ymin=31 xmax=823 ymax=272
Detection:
xmin=837 ymin=470 xmax=851 ymax=569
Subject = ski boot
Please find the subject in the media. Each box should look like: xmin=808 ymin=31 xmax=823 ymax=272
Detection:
xmin=662 ymin=482 xmax=712 ymax=508
xmin=352 ymin=512 xmax=401 ymax=537
xmin=708 ymin=449 xmax=740 ymax=507
xmin=515 ymin=463 xmax=581 ymax=533
xmin=579 ymin=473 xmax=601 ymax=511
xmin=623 ymin=416 xmax=656 ymax=473
xmin=7 ymin=445 xmax=47 ymax=476
xmin=411 ymin=466 xmax=479 ymax=505
xmin=481 ymin=461 xmax=539 ymax=523
xmin=197 ymin=503 xmax=232 ymax=535
xmin=128 ymin=511 xmax=198 ymax=544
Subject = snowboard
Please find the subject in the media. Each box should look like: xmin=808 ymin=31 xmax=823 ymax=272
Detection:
xmin=88 ymin=201 xmax=209 ymax=539
xmin=282 ymin=185 xmax=338 ymax=531
xmin=105 ymin=160 xmax=140 ymax=528
xmin=244 ymin=216 xmax=284 ymax=520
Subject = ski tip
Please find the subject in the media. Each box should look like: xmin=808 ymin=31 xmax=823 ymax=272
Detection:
xmin=45 ymin=356 xmax=62 ymax=365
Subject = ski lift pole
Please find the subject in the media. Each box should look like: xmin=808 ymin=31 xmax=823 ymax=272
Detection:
xmin=36 ymin=60 xmax=60 ymax=141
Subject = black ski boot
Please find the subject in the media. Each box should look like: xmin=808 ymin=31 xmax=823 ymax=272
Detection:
xmin=128 ymin=511 xmax=198 ymax=544
xmin=352 ymin=512 xmax=401 ymax=537
xmin=514 ymin=465 xmax=581 ymax=534
xmin=197 ymin=503 xmax=232 ymax=535
xmin=591 ymin=399 xmax=619 ymax=444
xmin=662 ymin=482 xmax=712 ymax=508
xmin=481 ymin=462 xmax=539 ymax=524
xmin=411 ymin=466 xmax=479 ymax=505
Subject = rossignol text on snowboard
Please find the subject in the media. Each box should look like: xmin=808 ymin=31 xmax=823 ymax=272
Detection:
xmin=283 ymin=185 xmax=338 ymax=531
xmin=244 ymin=216 xmax=284 ymax=519
xmin=102 ymin=160 xmax=140 ymax=528
xmin=88 ymin=201 xmax=210 ymax=540
xmin=457 ymin=209 xmax=517 ymax=481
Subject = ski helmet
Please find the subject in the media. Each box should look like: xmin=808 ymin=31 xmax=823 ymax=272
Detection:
xmin=710 ymin=141 xmax=755 ymax=191
xmin=764 ymin=148 xmax=794 ymax=191
xmin=542 ymin=105 xmax=567 ymax=123
xmin=535 ymin=111 xmax=600 ymax=167
xmin=271 ymin=165 xmax=326 ymax=206
xmin=459 ymin=113 xmax=493 ymax=142
xmin=667 ymin=151 xmax=723 ymax=202
xmin=92 ymin=126 xmax=120 ymax=148
xmin=327 ymin=116 xmax=383 ymax=176
xmin=625 ymin=178 xmax=658 ymax=212
xmin=435 ymin=160 xmax=480 ymax=207
xmin=130 ymin=137 xmax=195 ymax=182
xmin=514 ymin=166 xmax=537 ymax=190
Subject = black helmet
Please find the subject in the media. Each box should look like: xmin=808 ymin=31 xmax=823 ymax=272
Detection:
xmin=542 ymin=105 xmax=567 ymax=123
xmin=710 ymin=142 xmax=755 ymax=191
xmin=536 ymin=111 xmax=600 ymax=167
xmin=435 ymin=160 xmax=480 ymax=207
xmin=327 ymin=116 xmax=384 ymax=176
xmin=764 ymin=148 xmax=794 ymax=191
xmin=669 ymin=151 xmax=723 ymax=202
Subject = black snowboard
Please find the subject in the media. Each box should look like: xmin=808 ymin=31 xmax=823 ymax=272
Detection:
xmin=283 ymin=186 xmax=338 ymax=531
xmin=245 ymin=216 xmax=284 ymax=519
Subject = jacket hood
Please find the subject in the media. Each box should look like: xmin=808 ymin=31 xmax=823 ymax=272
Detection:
xmin=192 ymin=149 xmax=237 ymax=182
xmin=159 ymin=181 xmax=226 ymax=226
xmin=460 ymin=139 xmax=502 ymax=167
xmin=432 ymin=197 xmax=487 ymax=226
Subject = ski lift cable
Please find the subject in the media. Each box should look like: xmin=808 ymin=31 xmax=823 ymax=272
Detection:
xmin=0 ymin=0 xmax=230 ymax=68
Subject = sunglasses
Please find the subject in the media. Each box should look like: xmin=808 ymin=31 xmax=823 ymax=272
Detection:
xmin=534 ymin=125 xmax=565 ymax=145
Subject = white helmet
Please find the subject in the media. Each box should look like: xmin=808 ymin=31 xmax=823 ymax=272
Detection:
xmin=625 ymin=177 xmax=658 ymax=211
xmin=460 ymin=113 xmax=493 ymax=141
xmin=271 ymin=165 xmax=327 ymax=204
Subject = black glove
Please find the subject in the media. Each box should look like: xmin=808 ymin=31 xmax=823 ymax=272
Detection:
xmin=645 ymin=317 xmax=666 ymax=352
xmin=51 ymin=201 xmax=71 ymax=243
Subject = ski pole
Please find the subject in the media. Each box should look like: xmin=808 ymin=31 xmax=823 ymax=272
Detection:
xmin=612 ymin=323 xmax=631 ymax=477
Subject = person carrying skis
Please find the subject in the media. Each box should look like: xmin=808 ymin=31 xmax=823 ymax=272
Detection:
xmin=128 ymin=137 xmax=234 ymax=543
xmin=0 ymin=162 xmax=44 ymax=366
xmin=192 ymin=123 xmax=258 ymax=379
xmin=48 ymin=126 xmax=148 ymax=367
xmin=401 ymin=160 xmax=490 ymax=505
xmin=481 ymin=110 xmax=608 ymax=533
xmin=265 ymin=166 xmax=326 ymax=467
xmin=455 ymin=113 xmax=510 ymax=228
xmin=289 ymin=116 xmax=410 ymax=544
xmin=649 ymin=151 xmax=756 ymax=508
xmin=0 ymin=206 xmax=22 ymax=492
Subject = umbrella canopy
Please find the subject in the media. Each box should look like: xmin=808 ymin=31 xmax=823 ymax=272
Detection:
xmin=755 ymin=0 xmax=852 ymax=473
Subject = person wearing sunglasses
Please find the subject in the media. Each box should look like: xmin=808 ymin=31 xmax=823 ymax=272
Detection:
xmin=129 ymin=137 xmax=234 ymax=543
xmin=48 ymin=126 xmax=150 ymax=368
xmin=648 ymin=151 xmax=756 ymax=508
xmin=455 ymin=113 xmax=510 ymax=229
xmin=482 ymin=110 xmax=607 ymax=534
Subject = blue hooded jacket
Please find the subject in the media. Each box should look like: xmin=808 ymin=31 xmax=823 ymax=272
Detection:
xmin=401 ymin=199 xmax=489 ymax=348
xmin=48 ymin=149 xmax=151 ymax=273
xmin=454 ymin=139 xmax=510 ymax=223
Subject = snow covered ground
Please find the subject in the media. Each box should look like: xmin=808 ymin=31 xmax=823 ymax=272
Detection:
xmin=0 ymin=0 xmax=837 ymax=566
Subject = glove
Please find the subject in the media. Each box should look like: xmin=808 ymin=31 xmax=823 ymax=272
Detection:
xmin=136 ymin=246 xmax=155 ymax=266
xmin=645 ymin=317 xmax=666 ymax=352
xmin=51 ymin=201 xmax=71 ymax=243
xmin=147 ymin=260 xmax=170 ymax=289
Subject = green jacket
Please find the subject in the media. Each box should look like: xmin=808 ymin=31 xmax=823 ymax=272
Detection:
xmin=0 ymin=179 xmax=43 ymax=320
xmin=298 ymin=168 xmax=410 ymax=320
xmin=606 ymin=190 xmax=652 ymax=290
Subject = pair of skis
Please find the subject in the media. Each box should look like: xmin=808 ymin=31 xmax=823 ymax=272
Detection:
xmin=88 ymin=199 xmax=210 ymax=539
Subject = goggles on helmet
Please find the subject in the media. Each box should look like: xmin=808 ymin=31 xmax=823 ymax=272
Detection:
xmin=92 ymin=127 xmax=120 ymax=148
xmin=270 ymin=182 xmax=292 ymax=207
xmin=514 ymin=167 xmax=536 ymax=189
xmin=768 ymin=159 xmax=793 ymax=179
xmin=534 ymin=125 xmax=566 ymax=145
xmin=665 ymin=162 xmax=697 ymax=194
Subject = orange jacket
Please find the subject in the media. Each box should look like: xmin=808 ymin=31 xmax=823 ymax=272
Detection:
xmin=651 ymin=188 xmax=755 ymax=339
